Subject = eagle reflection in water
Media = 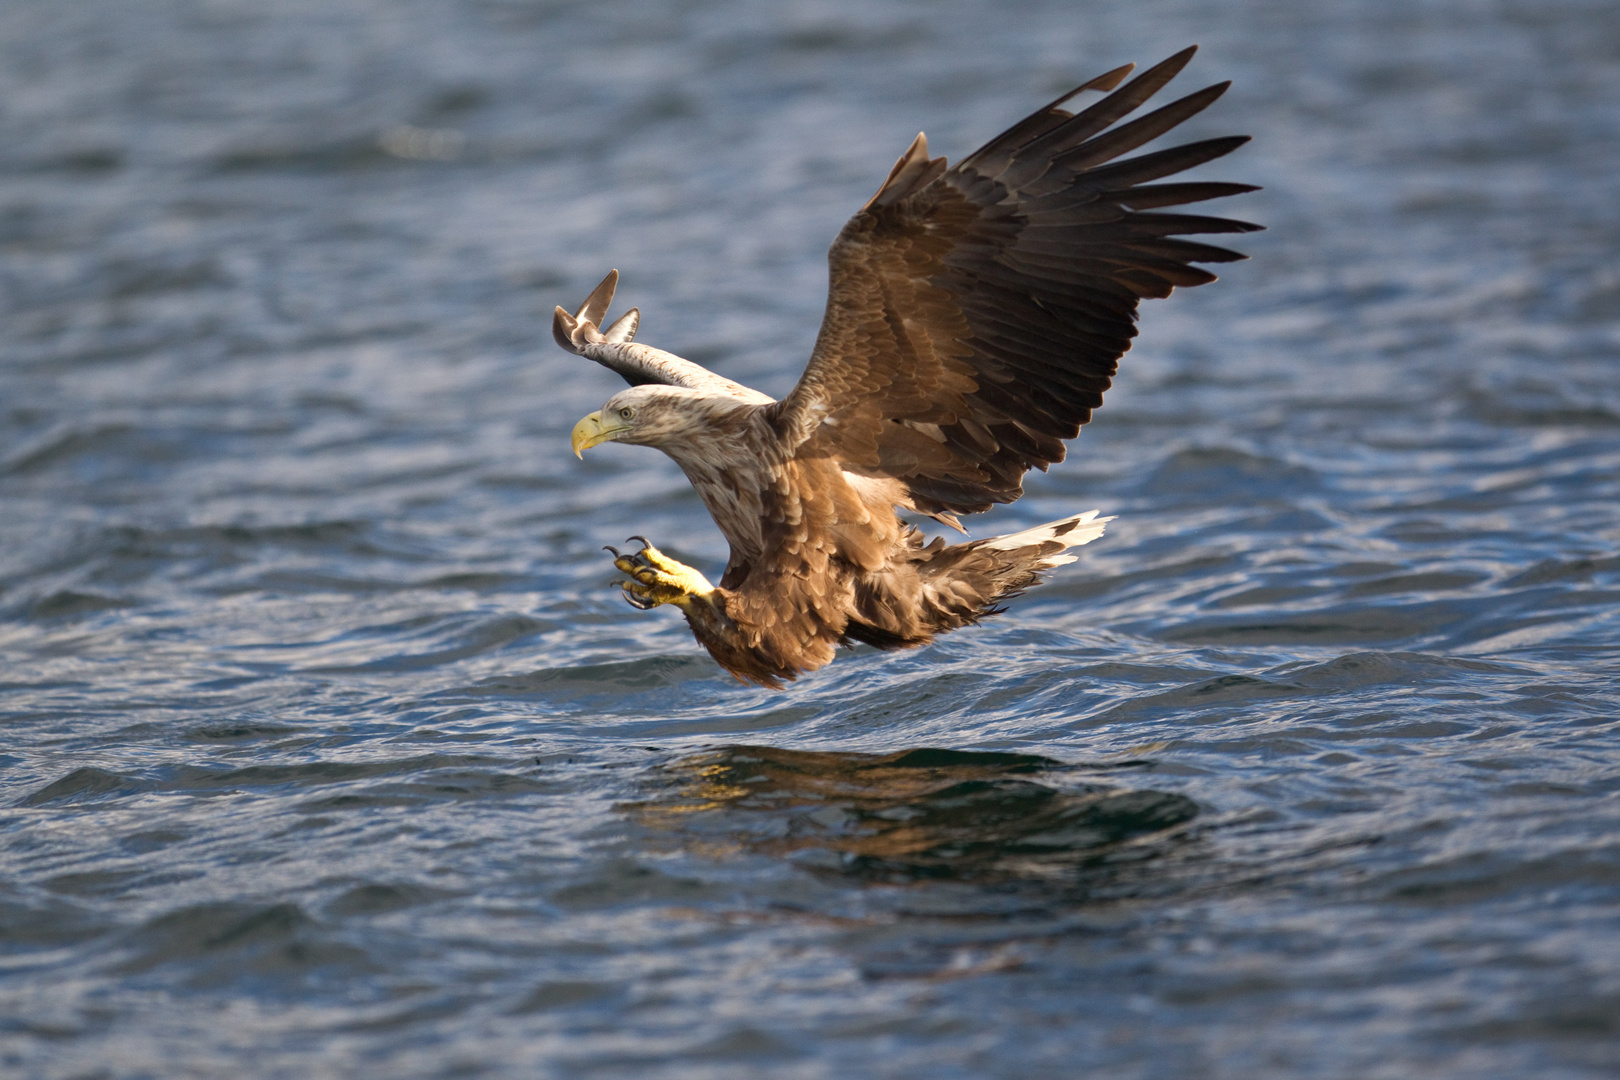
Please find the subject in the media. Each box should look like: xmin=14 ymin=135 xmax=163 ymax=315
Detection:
xmin=623 ymin=746 xmax=1198 ymax=886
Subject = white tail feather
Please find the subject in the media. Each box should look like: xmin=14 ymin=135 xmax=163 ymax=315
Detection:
xmin=979 ymin=509 xmax=1112 ymax=564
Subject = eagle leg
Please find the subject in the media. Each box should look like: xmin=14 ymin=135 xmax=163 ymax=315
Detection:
xmin=610 ymin=541 xmax=717 ymax=611
xmin=606 ymin=540 xmax=794 ymax=689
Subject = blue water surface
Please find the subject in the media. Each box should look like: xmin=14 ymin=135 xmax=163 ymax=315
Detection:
xmin=2 ymin=1 xmax=1618 ymax=1077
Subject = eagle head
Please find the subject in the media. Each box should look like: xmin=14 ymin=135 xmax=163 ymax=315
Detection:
xmin=570 ymin=385 xmax=728 ymax=458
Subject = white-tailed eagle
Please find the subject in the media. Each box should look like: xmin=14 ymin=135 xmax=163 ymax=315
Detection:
xmin=557 ymin=47 xmax=1258 ymax=687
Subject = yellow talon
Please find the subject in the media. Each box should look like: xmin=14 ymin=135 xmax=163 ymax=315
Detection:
xmin=609 ymin=539 xmax=716 ymax=610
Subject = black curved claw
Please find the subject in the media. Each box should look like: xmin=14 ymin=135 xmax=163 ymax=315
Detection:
xmin=621 ymin=585 xmax=657 ymax=611
xmin=626 ymin=535 xmax=651 ymax=552
xmin=602 ymin=544 xmax=621 ymax=557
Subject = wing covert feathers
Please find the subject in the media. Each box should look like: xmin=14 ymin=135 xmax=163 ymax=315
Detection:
xmin=775 ymin=46 xmax=1260 ymax=516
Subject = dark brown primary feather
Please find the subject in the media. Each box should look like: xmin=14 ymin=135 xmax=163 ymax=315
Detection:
xmin=772 ymin=45 xmax=1261 ymax=516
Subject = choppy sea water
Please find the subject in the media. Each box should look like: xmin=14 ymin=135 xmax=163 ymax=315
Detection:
xmin=2 ymin=1 xmax=1619 ymax=1077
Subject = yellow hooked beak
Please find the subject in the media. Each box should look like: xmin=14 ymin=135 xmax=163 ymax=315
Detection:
xmin=570 ymin=411 xmax=632 ymax=458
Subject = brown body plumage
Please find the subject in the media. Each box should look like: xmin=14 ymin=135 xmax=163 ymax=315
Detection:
xmin=558 ymin=48 xmax=1259 ymax=687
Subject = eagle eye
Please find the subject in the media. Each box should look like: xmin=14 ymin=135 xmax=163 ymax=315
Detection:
xmin=618 ymin=407 xmax=635 ymax=420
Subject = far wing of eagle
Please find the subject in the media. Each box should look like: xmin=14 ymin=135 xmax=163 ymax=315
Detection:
xmin=553 ymin=269 xmax=772 ymax=402
xmin=771 ymin=47 xmax=1261 ymax=517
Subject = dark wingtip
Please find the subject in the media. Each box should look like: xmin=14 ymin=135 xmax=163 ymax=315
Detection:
xmin=552 ymin=305 xmax=578 ymax=353
xmin=576 ymin=269 xmax=619 ymax=326
xmin=1079 ymin=61 xmax=1136 ymax=96
xmin=1148 ymin=45 xmax=1199 ymax=84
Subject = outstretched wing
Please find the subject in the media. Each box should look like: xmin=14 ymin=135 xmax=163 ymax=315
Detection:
xmin=553 ymin=270 xmax=771 ymax=402
xmin=771 ymin=47 xmax=1261 ymax=516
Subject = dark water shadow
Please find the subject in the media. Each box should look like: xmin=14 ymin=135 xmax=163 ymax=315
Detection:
xmin=622 ymin=745 xmax=1198 ymax=887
